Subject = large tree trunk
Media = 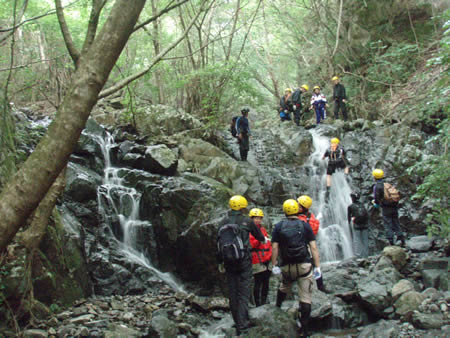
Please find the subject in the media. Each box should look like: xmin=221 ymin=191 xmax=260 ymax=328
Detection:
xmin=0 ymin=0 xmax=146 ymax=252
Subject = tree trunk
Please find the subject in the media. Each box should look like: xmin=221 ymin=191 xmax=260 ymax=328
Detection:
xmin=151 ymin=0 xmax=164 ymax=104
xmin=0 ymin=0 xmax=146 ymax=253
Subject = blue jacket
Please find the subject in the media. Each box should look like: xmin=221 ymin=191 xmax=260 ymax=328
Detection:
xmin=236 ymin=116 xmax=251 ymax=135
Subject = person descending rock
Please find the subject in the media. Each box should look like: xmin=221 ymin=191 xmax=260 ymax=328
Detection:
xmin=347 ymin=192 xmax=369 ymax=258
xmin=217 ymin=195 xmax=267 ymax=336
xmin=249 ymin=208 xmax=272 ymax=307
xmin=291 ymin=84 xmax=309 ymax=126
xmin=310 ymin=86 xmax=327 ymax=125
xmin=279 ymin=88 xmax=293 ymax=122
xmin=332 ymin=76 xmax=348 ymax=121
xmin=236 ymin=108 xmax=251 ymax=161
xmin=322 ymin=137 xmax=349 ymax=200
xmin=372 ymin=169 xmax=405 ymax=246
xmin=297 ymin=195 xmax=325 ymax=292
xmin=271 ymin=199 xmax=321 ymax=337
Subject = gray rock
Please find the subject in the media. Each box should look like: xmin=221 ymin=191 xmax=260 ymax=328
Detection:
xmin=429 ymin=304 xmax=440 ymax=312
xmin=406 ymin=236 xmax=434 ymax=252
xmin=421 ymin=258 xmax=449 ymax=291
xmin=23 ymin=329 xmax=48 ymax=338
xmin=358 ymin=320 xmax=400 ymax=338
xmin=382 ymin=246 xmax=408 ymax=271
xmin=79 ymin=327 xmax=89 ymax=336
xmin=144 ymin=144 xmax=178 ymax=175
xmin=392 ymin=279 xmax=415 ymax=301
xmin=411 ymin=311 xmax=444 ymax=329
xmin=65 ymin=162 xmax=102 ymax=202
xmin=248 ymin=304 xmax=299 ymax=337
xmin=188 ymin=295 xmax=229 ymax=312
xmin=104 ymin=323 xmax=141 ymax=338
xmin=421 ymin=287 xmax=439 ymax=300
xmin=123 ymin=312 xmax=134 ymax=321
xmin=70 ymin=314 xmax=94 ymax=324
xmin=394 ymin=291 xmax=424 ymax=316
xmin=151 ymin=315 xmax=178 ymax=337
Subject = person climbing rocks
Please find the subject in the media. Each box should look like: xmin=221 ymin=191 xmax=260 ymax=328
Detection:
xmin=236 ymin=108 xmax=251 ymax=161
xmin=297 ymin=195 xmax=325 ymax=292
xmin=332 ymin=76 xmax=348 ymax=121
xmin=322 ymin=137 xmax=349 ymax=200
xmin=249 ymin=208 xmax=272 ymax=307
xmin=271 ymin=199 xmax=321 ymax=337
xmin=291 ymin=84 xmax=309 ymax=126
xmin=310 ymin=86 xmax=327 ymax=125
xmin=372 ymin=169 xmax=405 ymax=246
xmin=279 ymin=88 xmax=293 ymax=122
xmin=217 ymin=195 xmax=267 ymax=336
xmin=347 ymin=192 xmax=369 ymax=258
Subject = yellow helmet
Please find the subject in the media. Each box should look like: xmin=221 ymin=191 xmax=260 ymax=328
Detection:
xmin=229 ymin=195 xmax=248 ymax=210
xmin=249 ymin=208 xmax=264 ymax=218
xmin=313 ymin=85 xmax=320 ymax=91
xmin=372 ymin=169 xmax=384 ymax=180
xmin=285 ymin=88 xmax=293 ymax=93
xmin=297 ymin=195 xmax=313 ymax=209
xmin=332 ymin=76 xmax=339 ymax=81
xmin=283 ymin=199 xmax=299 ymax=216
xmin=301 ymin=84 xmax=309 ymax=91
xmin=331 ymin=137 xmax=340 ymax=144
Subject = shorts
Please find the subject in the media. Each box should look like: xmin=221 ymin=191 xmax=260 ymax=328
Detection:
xmin=327 ymin=160 xmax=346 ymax=175
xmin=279 ymin=263 xmax=313 ymax=304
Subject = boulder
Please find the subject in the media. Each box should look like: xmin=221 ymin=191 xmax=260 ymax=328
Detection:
xmin=144 ymin=144 xmax=178 ymax=176
xmin=274 ymin=125 xmax=312 ymax=165
xmin=411 ymin=311 xmax=444 ymax=329
xmin=358 ymin=319 xmax=400 ymax=338
xmin=23 ymin=329 xmax=48 ymax=338
xmin=406 ymin=236 xmax=434 ymax=252
xmin=382 ymin=246 xmax=408 ymax=271
xmin=394 ymin=291 xmax=424 ymax=316
xmin=357 ymin=267 xmax=401 ymax=317
xmin=247 ymin=304 xmax=299 ymax=337
xmin=151 ymin=315 xmax=178 ymax=337
xmin=391 ymin=279 xmax=415 ymax=301
xmin=104 ymin=323 xmax=141 ymax=338
xmin=420 ymin=258 xmax=449 ymax=291
xmin=187 ymin=296 xmax=229 ymax=312
xmin=65 ymin=162 xmax=102 ymax=202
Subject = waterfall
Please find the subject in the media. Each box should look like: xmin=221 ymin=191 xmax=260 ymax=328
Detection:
xmin=87 ymin=130 xmax=185 ymax=292
xmin=305 ymin=129 xmax=354 ymax=262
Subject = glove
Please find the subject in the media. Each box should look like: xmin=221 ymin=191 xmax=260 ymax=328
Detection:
xmin=313 ymin=267 xmax=322 ymax=280
xmin=272 ymin=266 xmax=281 ymax=275
xmin=218 ymin=264 xmax=225 ymax=274
xmin=264 ymin=236 xmax=270 ymax=243
xmin=284 ymin=110 xmax=288 ymax=113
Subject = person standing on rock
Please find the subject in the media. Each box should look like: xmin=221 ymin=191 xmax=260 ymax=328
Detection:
xmin=347 ymin=192 xmax=370 ymax=257
xmin=372 ymin=169 xmax=405 ymax=246
xmin=322 ymin=137 xmax=349 ymax=200
xmin=297 ymin=195 xmax=326 ymax=292
xmin=332 ymin=76 xmax=348 ymax=121
xmin=217 ymin=195 xmax=267 ymax=336
xmin=249 ymin=208 xmax=272 ymax=307
xmin=236 ymin=108 xmax=251 ymax=161
xmin=279 ymin=88 xmax=293 ymax=122
xmin=291 ymin=84 xmax=309 ymax=126
xmin=271 ymin=199 xmax=321 ymax=337
xmin=310 ymin=86 xmax=328 ymax=125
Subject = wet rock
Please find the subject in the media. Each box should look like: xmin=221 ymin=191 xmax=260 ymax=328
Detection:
xmin=394 ymin=291 xmax=424 ymax=316
xmin=274 ymin=125 xmax=313 ymax=165
xmin=382 ymin=246 xmax=408 ymax=271
xmin=188 ymin=295 xmax=229 ymax=312
xmin=392 ymin=279 xmax=415 ymax=301
xmin=65 ymin=162 xmax=102 ymax=202
xmin=144 ymin=144 xmax=178 ymax=176
xmin=357 ymin=267 xmax=401 ymax=317
xmin=420 ymin=258 xmax=448 ymax=290
xmin=406 ymin=236 xmax=434 ymax=252
xmin=23 ymin=329 xmax=48 ymax=338
xmin=151 ymin=315 xmax=178 ymax=337
xmin=248 ymin=304 xmax=298 ymax=337
xmin=411 ymin=311 xmax=444 ymax=329
xmin=421 ymin=287 xmax=439 ymax=300
xmin=104 ymin=323 xmax=141 ymax=338
xmin=70 ymin=314 xmax=94 ymax=324
xmin=358 ymin=319 xmax=400 ymax=337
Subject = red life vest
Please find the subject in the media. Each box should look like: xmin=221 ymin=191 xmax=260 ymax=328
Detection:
xmin=249 ymin=225 xmax=272 ymax=264
xmin=298 ymin=212 xmax=320 ymax=235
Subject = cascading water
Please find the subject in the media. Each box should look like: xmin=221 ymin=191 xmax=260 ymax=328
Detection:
xmin=85 ymin=130 xmax=185 ymax=292
xmin=305 ymin=129 xmax=354 ymax=262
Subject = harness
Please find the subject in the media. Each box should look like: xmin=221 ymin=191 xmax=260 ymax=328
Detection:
xmin=251 ymin=247 xmax=270 ymax=263
xmin=285 ymin=263 xmax=313 ymax=281
xmin=329 ymin=146 xmax=344 ymax=163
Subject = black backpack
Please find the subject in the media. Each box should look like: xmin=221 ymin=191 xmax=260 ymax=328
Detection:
xmin=352 ymin=202 xmax=369 ymax=226
xmin=279 ymin=219 xmax=309 ymax=264
xmin=217 ymin=223 xmax=245 ymax=263
xmin=230 ymin=116 xmax=238 ymax=137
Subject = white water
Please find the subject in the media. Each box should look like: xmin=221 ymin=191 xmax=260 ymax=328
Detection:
xmin=88 ymin=130 xmax=185 ymax=292
xmin=305 ymin=129 xmax=354 ymax=262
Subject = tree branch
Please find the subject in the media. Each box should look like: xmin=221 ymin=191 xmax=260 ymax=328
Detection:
xmin=55 ymin=0 xmax=80 ymax=66
xmin=132 ymin=0 xmax=190 ymax=32
xmin=81 ymin=0 xmax=107 ymax=54
xmin=99 ymin=0 xmax=210 ymax=99
xmin=332 ymin=0 xmax=343 ymax=57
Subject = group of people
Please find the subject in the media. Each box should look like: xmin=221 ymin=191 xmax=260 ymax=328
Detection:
xmin=217 ymin=162 xmax=404 ymax=336
xmin=217 ymin=194 xmax=323 ymax=336
xmin=279 ymin=76 xmax=348 ymax=125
